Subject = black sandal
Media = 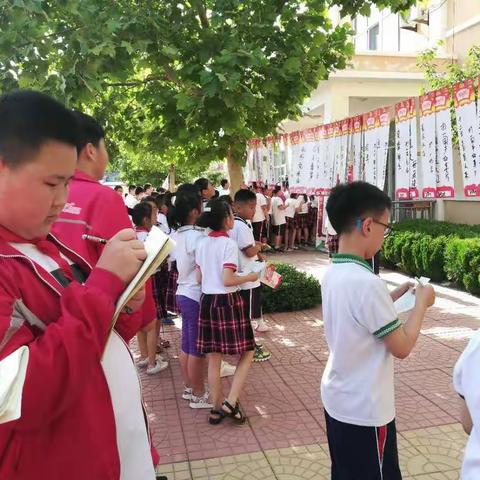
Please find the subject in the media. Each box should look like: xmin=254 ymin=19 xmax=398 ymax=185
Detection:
xmin=208 ymin=409 xmax=226 ymax=425
xmin=222 ymin=400 xmax=247 ymax=425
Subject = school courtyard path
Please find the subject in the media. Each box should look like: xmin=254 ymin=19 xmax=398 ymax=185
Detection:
xmin=134 ymin=251 xmax=475 ymax=479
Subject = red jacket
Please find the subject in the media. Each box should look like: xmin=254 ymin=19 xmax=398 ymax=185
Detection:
xmin=52 ymin=170 xmax=132 ymax=265
xmin=0 ymin=232 xmax=149 ymax=479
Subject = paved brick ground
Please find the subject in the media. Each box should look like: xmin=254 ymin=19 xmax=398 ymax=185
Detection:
xmin=133 ymin=251 xmax=476 ymax=479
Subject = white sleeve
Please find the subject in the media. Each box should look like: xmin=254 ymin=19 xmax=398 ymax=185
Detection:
xmin=356 ymin=278 xmax=400 ymax=338
xmin=260 ymin=195 xmax=267 ymax=207
xmin=223 ymin=239 xmax=239 ymax=271
xmin=453 ymin=331 xmax=480 ymax=399
xmin=233 ymin=223 xmax=255 ymax=251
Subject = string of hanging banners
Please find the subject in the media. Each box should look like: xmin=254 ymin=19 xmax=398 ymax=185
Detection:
xmin=245 ymin=78 xmax=480 ymax=200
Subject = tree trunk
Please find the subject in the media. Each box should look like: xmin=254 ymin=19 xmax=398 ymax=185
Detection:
xmin=227 ymin=148 xmax=244 ymax=196
xmin=168 ymin=164 xmax=176 ymax=191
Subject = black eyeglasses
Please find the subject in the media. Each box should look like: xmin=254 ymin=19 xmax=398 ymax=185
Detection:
xmin=359 ymin=218 xmax=394 ymax=237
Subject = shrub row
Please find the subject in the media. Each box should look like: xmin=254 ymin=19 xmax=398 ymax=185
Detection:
xmin=262 ymin=263 xmax=321 ymax=313
xmin=382 ymin=220 xmax=480 ymax=294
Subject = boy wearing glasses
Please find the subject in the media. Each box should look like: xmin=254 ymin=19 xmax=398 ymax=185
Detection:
xmin=320 ymin=182 xmax=435 ymax=480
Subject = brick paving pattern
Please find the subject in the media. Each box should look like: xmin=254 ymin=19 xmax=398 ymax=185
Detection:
xmin=133 ymin=251 xmax=474 ymax=479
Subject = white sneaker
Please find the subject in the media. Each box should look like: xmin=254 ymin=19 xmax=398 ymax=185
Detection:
xmin=189 ymin=392 xmax=213 ymax=409
xmin=137 ymin=354 xmax=164 ymax=368
xmin=182 ymin=387 xmax=193 ymax=401
xmin=220 ymin=361 xmax=236 ymax=377
xmin=256 ymin=321 xmax=272 ymax=332
xmin=146 ymin=359 xmax=169 ymax=375
xmin=137 ymin=358 xmax=149 ymax=368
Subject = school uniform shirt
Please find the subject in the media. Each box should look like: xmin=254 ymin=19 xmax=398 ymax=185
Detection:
xmin=453 ymin=330 xmax=480 ymax=479
xmin=195 ymin=232 xmax=239 ymax=294
xmin=0 ymin=228 xmax=155 ymax=480
xmin=284 ymin=198 xmax=297 ymax=218
xmin=157 ymin=212 xmax=171 ymax=235
xmin=125 ymin=193 xmax=138 ymax=209
xmin=252 ymin=193 xmax=267 ymax=223
xmin=321 ymin=254 xmax=401 ymax=427
xmin=217 ymin=187 xmax=230 ymax=197
xmin=229 ymin=217 xmax=261 ymax=290
xmin=271 ymin=196 xmax=286 ymax=226
xmin=170 ymin=226 xmax=205 ymax=302
xmin=52 ymin=170 xmax=133 ymax=266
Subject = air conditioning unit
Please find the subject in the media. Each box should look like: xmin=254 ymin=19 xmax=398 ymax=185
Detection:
xmin=410 ymin=6 xmax=429 ymax=25
xmin=400 ymin=17 xmax=418 ymax=32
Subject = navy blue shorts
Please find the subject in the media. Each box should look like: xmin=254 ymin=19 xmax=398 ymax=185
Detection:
xmin=324 ymin=409 xmax=402 ymax=480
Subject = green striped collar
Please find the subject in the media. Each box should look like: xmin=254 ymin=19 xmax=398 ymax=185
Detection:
xmin=332 ymin=253 xmax=373 ymax=273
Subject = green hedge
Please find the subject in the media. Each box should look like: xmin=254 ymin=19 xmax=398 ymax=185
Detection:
xmin=382 ymin=220 xmax=480 ymax=293
xmin=262 ymin=263 xmax=321 ymax=313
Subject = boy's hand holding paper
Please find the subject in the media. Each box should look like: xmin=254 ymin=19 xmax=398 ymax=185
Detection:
xmin=393 ymin=277 xmax=432 ymax=314
xmin=96 ymin=228 xmax=147 ymax=284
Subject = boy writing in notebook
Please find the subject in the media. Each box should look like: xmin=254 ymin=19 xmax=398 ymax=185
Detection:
xmin=0 ymin=90 xmax=158 ymax=480
xmin=320 ymin=182 xmax=435 ymax=480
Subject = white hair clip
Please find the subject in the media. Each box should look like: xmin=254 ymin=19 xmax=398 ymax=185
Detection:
xmin=203 ymin=207 xmax=211 ymax=212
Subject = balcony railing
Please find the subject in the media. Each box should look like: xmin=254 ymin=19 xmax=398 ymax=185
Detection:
xmin=391 ymin=200 xmax=436 ymax=223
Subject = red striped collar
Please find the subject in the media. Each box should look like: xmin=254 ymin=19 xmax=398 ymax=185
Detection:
xmin=208 ymin=230 xmax=229 ymax=238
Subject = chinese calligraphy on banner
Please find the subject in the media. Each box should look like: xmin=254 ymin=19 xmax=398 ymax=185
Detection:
xmin=419 ymin=92 xmax=437 ymax=198
xmin=395 ymin=98 xmax=419 ymax=199
xmin=454 ymin=79 xmax=480 ymax=196
xmin=434 ymin=87 xmax=455 ymax=198
xmin=362 ymin=107 xmax=390 ymax=190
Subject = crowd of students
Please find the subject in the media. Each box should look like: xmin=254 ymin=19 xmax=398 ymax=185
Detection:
xmin=1 ymin=88 xmax=480 ymax=480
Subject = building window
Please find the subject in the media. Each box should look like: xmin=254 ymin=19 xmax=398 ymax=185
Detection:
xmin=368 ymin=23 xmax=379 ymax=50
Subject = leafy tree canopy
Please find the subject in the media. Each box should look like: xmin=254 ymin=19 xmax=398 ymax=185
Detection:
xmin=0 ymin=0 xmax=416 ymax=184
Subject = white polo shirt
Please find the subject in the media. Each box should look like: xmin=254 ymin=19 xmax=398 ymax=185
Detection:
xmin=454 ymin=330 xmax=480 ymax=479
xmin=252 ymin=193 xmax=267 ymax=223
xmin=271 ymin=196 xmax=286 ymax=226
xmin=195 ymin=232 xmax=239 ymax=294
xmin=170 ymin=226 xmax=205 ymax=302
xmin=321 ymin=254 xmax=401 ymax=427
xmin=229 ymin=217 xmax=261 ymax=291
xmin=284 ymin=198 xmax=297 ymax=218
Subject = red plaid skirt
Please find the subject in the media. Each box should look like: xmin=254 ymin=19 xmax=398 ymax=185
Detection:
xmin=308 ymin=207 xmax=318 ymax=229
xmin=327 ymin=235 xmax=339 ymax=255
xmin=153 ymin=263 xmax=169 ymax=320
xmin=286 ymin=216 xmax=296 ymax=230
xmin=166 ymin=262 xmax=180 ymax=314
xmin=197 ymin=292 xmax=255 ymax=355
xmin=295 ymin=213 xmax=308 ymax=229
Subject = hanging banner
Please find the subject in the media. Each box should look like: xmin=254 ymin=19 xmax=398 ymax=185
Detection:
xmin=395 ymin=101 xmax=411 ymax=199
xmin=395 ymin=99 xmax=419 ymax=199
xmin=363 ymin=110 xmax=377 ymax=185
xmin=265 ymin=136 xmax=275 ymax=185
xmin=434 ymin=87 xmax=455 ymax=198
xmin=454 ymin=79 xmax=480 ymax=196
xmin=362 ymin=107 xmax=390 ymax=189
xmin=324 ymin=123 xmax=336 ymax=194
xmin=375 ymin=107 xmax=391 ymax=191
xmin=350 ymin=116 xmax=363 ymax=182
xmin=289 ymin=130 xmax=304 ymax=192
xmin=301 ymin=127 xmax=318 ymax=191
xmin=419 ymin=92 xmax=437 ymax=198
xmin=313 ymin=126 xmax=326 ymax=195
xmin=337 ymin=119 xmax=350 ymax=184
xmin=408 ymin=99 xmax=419 ymax=199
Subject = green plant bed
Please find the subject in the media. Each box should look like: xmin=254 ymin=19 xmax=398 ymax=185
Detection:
xmin=262 ymin=263 xmax=321 ymax=313
xmin=382 ymin=219 xmax=480 ymax=293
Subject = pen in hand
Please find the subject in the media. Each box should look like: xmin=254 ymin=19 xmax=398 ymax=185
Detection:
xmin=82 ymin=234 xmax=107 ymax=245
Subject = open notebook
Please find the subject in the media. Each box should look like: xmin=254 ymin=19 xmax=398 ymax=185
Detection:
xmin=0 ymin=346 xmax=29 ymax=424
xmin=111 ymin=225 xmax=176 ymax=328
